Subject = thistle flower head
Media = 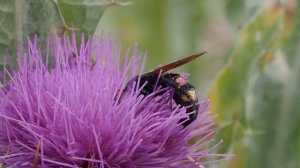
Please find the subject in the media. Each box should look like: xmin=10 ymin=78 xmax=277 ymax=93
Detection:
xmin=0 ymin=35 xmax=228 ymax=167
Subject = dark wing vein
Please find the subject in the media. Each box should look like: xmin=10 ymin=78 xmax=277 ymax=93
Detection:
xmin=151 ymin=51 xmax=207 ymax=74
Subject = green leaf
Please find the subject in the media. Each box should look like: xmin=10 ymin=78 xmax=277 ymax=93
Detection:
xmin=0 ymin=0 xmax=125 ymax=66
xmin=245 ymin=2 xmax=300 ymax=168
xmin=210 ymin=2 xmax=300 ymax=168
xmin=210 ymin=4 xmax=283 ymax=124
xmin=210 ymin=2 xmax=289 ymax=167
xmin=0 ymin=0 xmax=17 ymax=65
xmin=0 ymin=0 xmax=62 ymax=66
xmin=54 ymin=0 xmax=130 ymax=35
xmin=246 ymin=51 xmax=300 ymax=168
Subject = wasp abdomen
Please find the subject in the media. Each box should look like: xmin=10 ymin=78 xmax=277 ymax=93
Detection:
xmin=160 ymin=73 xmax=199 ymax=127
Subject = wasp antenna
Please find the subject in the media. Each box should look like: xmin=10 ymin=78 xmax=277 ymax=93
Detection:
xmin=152 ymin=51 xmax=207 ymax=74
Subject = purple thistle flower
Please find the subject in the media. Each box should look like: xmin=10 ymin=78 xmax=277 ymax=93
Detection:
xmin=0 ymin=35 xmax=229 ymax=168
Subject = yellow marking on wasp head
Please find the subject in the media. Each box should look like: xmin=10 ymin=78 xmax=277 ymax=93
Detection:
xmin=175 ymin=77 xmax=187 ymax=86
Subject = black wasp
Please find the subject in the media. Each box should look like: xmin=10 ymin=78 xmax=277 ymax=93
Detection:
xmin=123 ymin=52 xmax=206 ymax=127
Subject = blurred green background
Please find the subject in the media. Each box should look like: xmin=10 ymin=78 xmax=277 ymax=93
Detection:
xmin=1 ymin=0 xmax=300 ymax=168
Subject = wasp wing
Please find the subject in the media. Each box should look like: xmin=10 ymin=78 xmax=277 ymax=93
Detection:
xmin=151 ymin=51 xmax=207 ymax=74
